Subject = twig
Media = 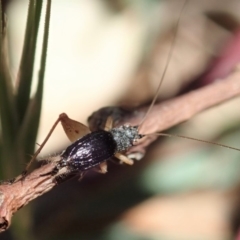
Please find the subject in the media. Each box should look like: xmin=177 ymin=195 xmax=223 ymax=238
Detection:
xmin=89 ymin=70 xmax=240 ymax=156
xmin=1 ymin=69 xmax=240 ymax=232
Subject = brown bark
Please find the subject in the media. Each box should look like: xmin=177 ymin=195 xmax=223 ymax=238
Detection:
xmin=0 ymin=164 xmax=55 ymax=231
xmin=89 ymin=70 xmax=240 ymax=157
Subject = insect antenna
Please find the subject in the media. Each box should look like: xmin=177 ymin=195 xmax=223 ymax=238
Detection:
xmin=136 ymin=0 xmax=240 ymax=153
xmin=145 ymin=133 xmax=240 ymax=152
xmin=138 ymin=0 xmax=188 ymax=132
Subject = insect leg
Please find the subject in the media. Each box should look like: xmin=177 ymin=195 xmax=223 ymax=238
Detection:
xmin=104 ymin=116 xmax=113 ymax=131
xmin=103 ymin=116 xmax=135 ymax=165
xmin=22 ymin=113 xmax=91 ymax=179
xmin=22 ymin=115 xmax=63 ymax=178
xmin=55 ymin=169 xmax=84 ymax=184
xmin=91 ymin=116 xmax=113 ymax=173
xmin=114 ymin=152 xmax=134 ymax=165
xmin=93 ymin=162 xmax=108 ymax=174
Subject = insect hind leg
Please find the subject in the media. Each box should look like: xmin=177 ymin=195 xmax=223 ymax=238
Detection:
xmin=21 ymin=112 xmax=90 ymax=180
xmin=40 ymin=164 xmax=71 ymax=183
xmin=21 ymin=115 xmax=63 ymax=179
xmin=54 ymin=168 xmax=83 ymax=184
xmin=40 ymin=166 xmax=60 ymax=177
xmin=104 ymin=116 xmax=113 ymax=131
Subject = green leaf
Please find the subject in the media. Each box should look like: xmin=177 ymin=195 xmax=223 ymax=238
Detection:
xmin=15 ymin=0 xmax=43 ymax=124
xmin=0 ymin=0 xmax=2 ymax=44
xmin=0 ymin=3 xmax=19 ymax=177
xmin=16 ymin=0 xmax=51 ymax=162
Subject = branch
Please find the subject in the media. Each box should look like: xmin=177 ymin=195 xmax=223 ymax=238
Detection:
xmin=89 ymin=69 xmax=240 ymax=157
xmin=1 ymin=69 xmax=240 ymax=232
xmin=0 ymin=164 xmax=55 ymax=231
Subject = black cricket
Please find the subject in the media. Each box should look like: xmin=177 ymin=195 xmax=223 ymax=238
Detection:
xmin=45 ymin=125 xmax=144 ymax=179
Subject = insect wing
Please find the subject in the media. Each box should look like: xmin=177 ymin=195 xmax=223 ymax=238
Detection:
xmin=62 ymin=130 xmax=117 ymax=171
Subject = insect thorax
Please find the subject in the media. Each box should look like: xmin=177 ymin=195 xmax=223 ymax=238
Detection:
xmin=110 ymin=125 xmax=144 ymax=152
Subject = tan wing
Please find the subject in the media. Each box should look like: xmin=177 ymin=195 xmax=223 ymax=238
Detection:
xmin=59 ymin=113 xmax=91 ymax=142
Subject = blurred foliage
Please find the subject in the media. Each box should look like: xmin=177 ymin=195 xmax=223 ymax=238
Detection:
xmin=0 ymin=0 xmax=51 ymax=239
xmin=0 ymin=0 xmax=50 ymax=178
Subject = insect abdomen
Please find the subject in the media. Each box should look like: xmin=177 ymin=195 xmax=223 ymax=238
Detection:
xmin=61 ymin=130 xmax=117 ymax=171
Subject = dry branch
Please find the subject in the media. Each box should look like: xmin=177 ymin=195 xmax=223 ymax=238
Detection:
xmin=0 ymin=164 xmax=55 ymax=231
xmin=89 ymin=70 xmax=240 ymax=157
xmin=1 ymin=69 xmax=240 ymax=232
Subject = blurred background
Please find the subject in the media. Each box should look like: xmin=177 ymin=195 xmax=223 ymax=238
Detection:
xmin=2 ymin=0 xmax=240 ymax=239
